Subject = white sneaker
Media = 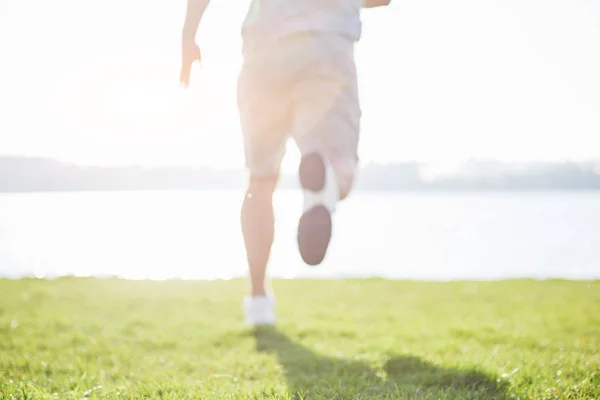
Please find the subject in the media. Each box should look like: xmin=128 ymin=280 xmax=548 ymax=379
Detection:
xmin=297 ymin=153 xmax=339 ymax=266
xmin=243 ymin=295 xmax=276 ymax=326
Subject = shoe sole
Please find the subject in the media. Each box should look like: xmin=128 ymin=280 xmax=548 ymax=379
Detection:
xmin=297 ymin=153 xmax=332 ymax=266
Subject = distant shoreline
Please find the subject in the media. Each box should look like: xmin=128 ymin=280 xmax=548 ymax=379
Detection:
xmin=2 ymin=155 xmax=600 ymax=192
xmin=2 ymin=187 xmax=600 ymax=194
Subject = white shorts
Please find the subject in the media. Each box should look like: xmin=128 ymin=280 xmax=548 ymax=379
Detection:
xmin=237 ymin=33 xmax=361 ymax=190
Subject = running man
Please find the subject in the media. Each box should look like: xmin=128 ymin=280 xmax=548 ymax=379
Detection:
xmin=181 ymin=0 xmax=391 ymax=325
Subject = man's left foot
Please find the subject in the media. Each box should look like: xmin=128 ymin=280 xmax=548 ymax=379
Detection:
xmin=243 ymin=295 xmax=276 ymax=326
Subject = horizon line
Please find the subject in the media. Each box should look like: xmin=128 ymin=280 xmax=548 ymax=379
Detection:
xmin=2 ymin=154 xmax=600 ymax=170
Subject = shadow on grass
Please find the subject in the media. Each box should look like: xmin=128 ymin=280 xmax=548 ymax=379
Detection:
xmin=254 ymin=327 xmax=509 ymax=399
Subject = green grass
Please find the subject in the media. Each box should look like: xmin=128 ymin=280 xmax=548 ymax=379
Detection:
xmin=0 ymin=278 xmax=599 ymax=399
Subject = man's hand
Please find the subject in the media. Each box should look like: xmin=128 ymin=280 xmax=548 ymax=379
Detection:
xmin=363 ymin=0 xmax=391 ymax=8
xmin=180 ymin=38 xmax=201 ymax=88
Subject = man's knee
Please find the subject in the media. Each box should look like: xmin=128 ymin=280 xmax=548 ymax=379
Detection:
xmin=337 ymin=171 xmax=356 ymax=201
xmin=331 ymin=156 xmax=358 ymax=201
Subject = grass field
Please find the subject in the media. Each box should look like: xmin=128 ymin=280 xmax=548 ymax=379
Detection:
xmin=0 ymin=278 xmax=598 ymax=399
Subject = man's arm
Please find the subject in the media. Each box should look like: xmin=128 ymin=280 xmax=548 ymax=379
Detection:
xmin=182 ymin=0 xmax=211 ymax=39
xmin=180 ymin=0 xmax=210 ymax=87
xmin=363 ymin=0 xmax=391 ymax=8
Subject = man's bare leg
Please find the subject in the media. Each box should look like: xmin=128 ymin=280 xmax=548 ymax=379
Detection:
xmin=241 ymin=175 xmax=278 ymax=297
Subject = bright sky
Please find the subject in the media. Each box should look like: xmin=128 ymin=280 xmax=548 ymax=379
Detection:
xmin=1 ymin=0 xmax=599 ymax=172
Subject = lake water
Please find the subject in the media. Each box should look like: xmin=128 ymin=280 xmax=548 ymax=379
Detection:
xmin=0 ymin=191 xmax=599 ymax=280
